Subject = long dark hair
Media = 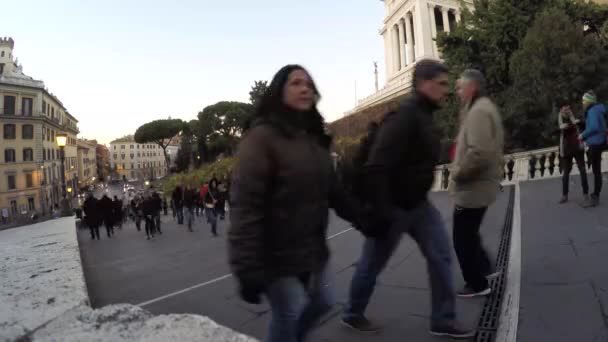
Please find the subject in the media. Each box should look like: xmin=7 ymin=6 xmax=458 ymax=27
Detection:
xmin=249 ymin=64 xmax=331 ymax=148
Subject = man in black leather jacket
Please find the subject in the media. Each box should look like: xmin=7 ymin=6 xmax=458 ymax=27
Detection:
xmin=341 ymin=60 xmax=475 ymax=339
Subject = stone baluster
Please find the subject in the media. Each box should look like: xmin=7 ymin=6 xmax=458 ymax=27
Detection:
xmin=441 ymin=7 xmax=451 ymax=33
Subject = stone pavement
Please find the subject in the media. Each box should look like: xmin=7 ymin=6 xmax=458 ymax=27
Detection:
xmin=518 ymin=178 xmax=608 ymax=342
xmin=78 ymin=190 xmax=510 ymax=341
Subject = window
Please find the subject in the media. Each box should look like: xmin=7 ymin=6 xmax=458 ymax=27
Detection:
xmin=46 ymin=128 xmax=50 ymax=141
xmin=52 ymin=149 xmax=55 ymax=160
xmin=121 ymin=145 xmax=125 ymax=149
xmin=7 ymin=175 xmax=16 ymax=190
xmin=51 ymin=107 xmax=54 ymax=118
xmin=5 ymin=149 xmax=15 ymax=162
xmin=0 ymin=63 xmax=3 ymax=74
xmin=137 ymin=163 xmax=140 ymax=169
xmin=25 ymin=173 xmax=33 ymax=188
xmin=22 ymin=98 xmax=33 ymax=116
xmin=122 ymin=163 xmax=125 ymax=169
xmin=131 ymin=163 xmax=134 ymax=169
xmin=47 ymin=104 xmax=50 ymax=115
xmin=23 ymin=148 xmax=33 ymax=161
xmin=3 ymin=96 xmax=15 ymax=115
xmin=4 ymin=124 xmax=16 ymax=139
xmin=130 ymin=153 xmax=134 ymax=159
xmin=113 ymin=153 xmax=117 ymax=159
xmin=113 ymin=145 xmax=116 ymax=150
xmin=43 ymin=149 xmax=46 ymax=160
xmin=22 ymin=124 xmax=33 ymax=139
xmin=42 ymin=100 xmax=46 ymax=113
xmin=27 ymin=198 xmax=35 ymax=211
xmin=137 ymin=145 xmax=139 ymax=149
xmin=1 ymin=51 xmax=4 ymax=57
xmin=121 ymin=154 xmax=125 ymax=160
xmin=51 ymin=130 xmax=55 ymax=142
xmin=130 ymin=145 xmax=134 ymax=149
xmin=137 ymin=152 xmax=140 ymax=157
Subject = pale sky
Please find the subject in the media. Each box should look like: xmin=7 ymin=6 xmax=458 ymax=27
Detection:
xmin=3 ymin=0 xmax=386 ymax=145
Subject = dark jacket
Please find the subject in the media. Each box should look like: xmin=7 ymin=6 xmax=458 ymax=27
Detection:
xmin=203 ymin=187 xmax=220 ymax=206
xmin=83 ymin=197 xmax=101 ymax=227
xmin=143 ymin=197 xmax=155 ymax=216
xmin=152 ymin=193 xmax=162 ymax=214
xmin=365 ymin=92 xmax=441 ymax=213
xmin=172 ymin=187 xmax=183 ymax=208
xmin=228 ymin=115 xmax=357 ymax=283
xmin=99 ymin=196 xmax=114 ymax=223
xmin=183 ymin=189 xmax=197 ymax=209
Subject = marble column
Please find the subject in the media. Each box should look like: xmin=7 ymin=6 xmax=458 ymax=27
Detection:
xmin=405 ymin=12 xmax=415 ymax=65
xmin=383 ymin=28 xmax=393 ymax=78
xmin=398 ymin=19 xmax=406 ymax=70
xmin=413 ymin=0 xmax=434 ymax=60
xmin=441 ymin=7 xmax=451 ymax=33
xmin=392 ymin=25 xmax=400 ymax=74
xmin=428 ymin=4 xmax=438 ymax=57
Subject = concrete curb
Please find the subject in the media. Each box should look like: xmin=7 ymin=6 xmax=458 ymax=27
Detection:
xmin=0 ymin=217 xmax=259 ymax=342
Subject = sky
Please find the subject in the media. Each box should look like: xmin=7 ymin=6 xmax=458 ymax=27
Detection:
xmin=3 ymin=0 xmax=386 ymax=145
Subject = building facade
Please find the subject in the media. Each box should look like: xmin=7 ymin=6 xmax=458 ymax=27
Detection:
xmin=109 ymin=135 xmax=167 ymax=181
xmin=77 ymin=139 xmax=97 ymax=189
xmin=0 ymin=37 xmax=79 ymax=220
xmin=345 ymin=0 xmax=471 ymax=115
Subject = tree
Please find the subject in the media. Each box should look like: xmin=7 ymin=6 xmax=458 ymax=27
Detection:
xmin=134 ymin=119 xmax=184 ymax=174
xmin=436 ymin=0 xmax=608 ymax=150
xmin=249 ymin=80 xmax=268 ymax=107
xmin=195 ymin=101 xmax=253 ymax=160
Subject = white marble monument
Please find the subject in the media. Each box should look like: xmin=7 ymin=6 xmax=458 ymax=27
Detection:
xmin=345 ymin=0 xmax=472 ymax=115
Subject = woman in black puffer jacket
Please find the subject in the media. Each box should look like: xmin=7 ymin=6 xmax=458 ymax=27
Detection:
xmin=229 ymin=64 xmax=359 ymax=342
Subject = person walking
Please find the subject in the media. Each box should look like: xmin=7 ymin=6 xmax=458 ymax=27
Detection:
xmin=152 ymin=191 xmax=163 ymax=234
xmin=112 ymin=196 xmax=123 ymax=229
xmin=172 ymin=185 xmax=184 ymax=224
xmin=162 ymin=197 xmax=168 ymax=216
xmin=183 ymin=185 xmax=196 ymax=232
xmin=449 ymin=69 xmax=504 ymax=298
xmin=557 ymin=102 xmax=590 ymax=205
xmin=216 ymin=181 xmax=227 ymax=220
xmin=142 ymin=193 xmax=156 ymax=240
xmin=579 ymin=90 xmax=607 ymax=207
xmin=341 ymin=60 xmax=474 ymax=339
xmin=204 ymin=179 xmax=220 ymax=236
xmin=229 ymin=64 xmax=360 ymax=342
xmin=134 ymin=196 xmax=144 ymax=232
xmin=83 ymin=194 xmax=101 ymax=240
xmin=99 ymin=194 xmax=114 ymax=238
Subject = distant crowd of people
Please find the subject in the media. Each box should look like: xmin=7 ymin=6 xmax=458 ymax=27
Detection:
xmin=80 ymin=177 xmax=229 ymax=241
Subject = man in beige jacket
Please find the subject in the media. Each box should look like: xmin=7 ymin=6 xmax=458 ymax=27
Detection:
xmin=449 ymin=69 xmax=504 ymax=298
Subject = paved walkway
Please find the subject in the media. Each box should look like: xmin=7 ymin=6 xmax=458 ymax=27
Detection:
xmin=78 ymin=190 xmax=510 ymax=342
xmin=518 ymin=178 xmax=608 ymax=342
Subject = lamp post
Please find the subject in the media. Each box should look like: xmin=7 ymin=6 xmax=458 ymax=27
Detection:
xmin=55 ymin=134 xmax=72 ymax=216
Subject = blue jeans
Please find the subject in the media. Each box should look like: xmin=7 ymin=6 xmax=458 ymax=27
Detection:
xmin=184 ymin=208 xmax=194 ymax=230
xmin=265 ymin=268 xmax=335 ymax=342
xmin=343 ymin=201 xmax=455 ymax=324
xmin=205 ymin=207 xmax=218 ymax=235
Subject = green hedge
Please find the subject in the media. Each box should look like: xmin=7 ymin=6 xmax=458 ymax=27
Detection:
xmin=161 ymin=157 xmax=235 ymax=194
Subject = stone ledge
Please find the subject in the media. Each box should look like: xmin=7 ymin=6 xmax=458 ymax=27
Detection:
xmin=30 ymin=304 xmax=258 ymax=342
xmin=0 ymin=217 xmax=259 ymax=342
xmin=0 ymin=217 xmax=88 ymax=342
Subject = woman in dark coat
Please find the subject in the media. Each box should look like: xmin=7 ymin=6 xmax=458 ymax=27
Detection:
xmin=228 ymin=65 xmax=360 ymax=342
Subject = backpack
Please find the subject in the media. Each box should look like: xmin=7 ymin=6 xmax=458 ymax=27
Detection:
xmin=350 ymin=122 xmax=381 ymax=199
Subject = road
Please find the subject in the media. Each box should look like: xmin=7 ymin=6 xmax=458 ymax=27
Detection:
xmin=78 ymin=190 xmax=510 ymax=341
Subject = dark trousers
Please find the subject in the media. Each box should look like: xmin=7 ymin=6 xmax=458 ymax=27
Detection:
xmin=104 ymin=219 xmax=114 ymax=237
xmin=589 ymin=145 xmax=603 ymax=196
xmin=562 ymin=152 xmax=589 ymax=196
xmin=145 ymin=215 xmax=156 ymax=237
xmin=89 ymin=223 xmax=100 ymax=240
xmin=155 ymin=214 xmax=161 ymax=233
xmin=453 ymin=206 xmax=491 ymax=291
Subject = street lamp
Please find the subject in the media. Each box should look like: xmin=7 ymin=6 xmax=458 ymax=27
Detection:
xmin=55 ymin=134 xmax=72 ymax=216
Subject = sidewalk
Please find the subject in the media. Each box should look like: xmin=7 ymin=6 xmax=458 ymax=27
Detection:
xmin=518 ymin=178 xmax=608 ymax=341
